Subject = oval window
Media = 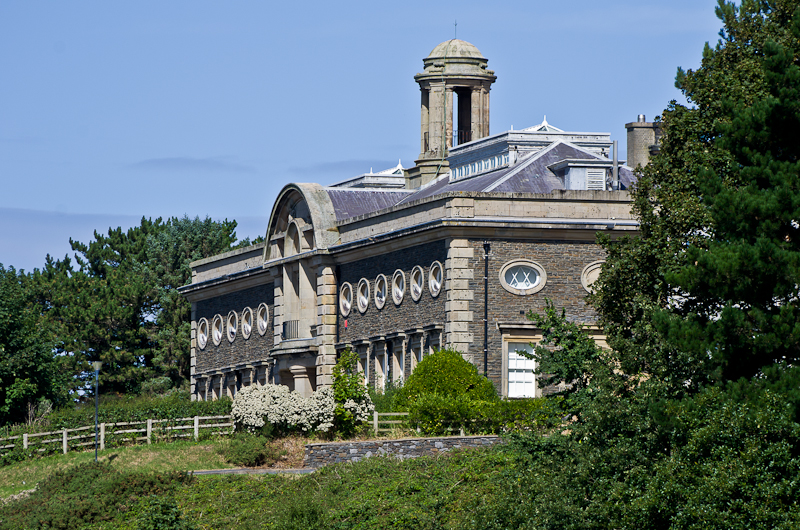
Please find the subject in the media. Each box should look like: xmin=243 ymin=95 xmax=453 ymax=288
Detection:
xmin=499 ymin=260 xmax=547 ymax=295
xmin=241 ymin=307 xmax=253 ymax=339
xmin=197 ymin=318 xmax=209 ymax=350
xmin=429 ymin=261 xmax=443 ymax=297
xmin=357 ymin=278 xmax=370 ymax=313
xmin=581 ymin=261 xmax=604 ymax=293
xmin=227 ymin=311 xmax=238 ymax=342
xmin=410 ymin=266 xmax=424 ymax=301
xmin=340 ymin=282 xmax=353 ymax=317
xmin=256 ymin=303 xmax=269 ymax=336
xmin=392 ymin=270 xmax=405 ymax=305
xmin=212 ymin=315 xmax=223 ymax=345
xmin=374 ymin=274 xmax=387 ymax=309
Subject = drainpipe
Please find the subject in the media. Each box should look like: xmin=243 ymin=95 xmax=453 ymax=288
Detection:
xmin=483 ymin=241 xmax=490 ymax=377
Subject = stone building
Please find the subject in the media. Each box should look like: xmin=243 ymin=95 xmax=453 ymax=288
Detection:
xmin=179 ymin=39 xmax=646 ymax=401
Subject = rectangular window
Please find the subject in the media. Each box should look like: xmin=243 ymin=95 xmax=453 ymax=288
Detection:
xmin=507 ymin=341 xmax=537 ymax=398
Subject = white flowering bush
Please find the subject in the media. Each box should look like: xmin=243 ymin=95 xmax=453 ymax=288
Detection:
xmin=231 ymin=384 xmax=336 ymax=434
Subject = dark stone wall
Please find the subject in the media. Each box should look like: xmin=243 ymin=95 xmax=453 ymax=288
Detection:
xmin=195 ymin=283 xmax=274 ymax=373
xmin=466 ymin=239 xmax=605 ymax=388
xmin=304 ymin=435 xmax=502 ymax=468
xmin=337 ymin=240 xmax=447 ymax=341
xmin=337 ymin=240 xmax=447 ymax=386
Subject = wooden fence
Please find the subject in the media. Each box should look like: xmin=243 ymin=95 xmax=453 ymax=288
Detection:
xmin=373 ymin=412 xmax=409 ymax=435
xmin=0 ymin=415 xmax=233 ymax=457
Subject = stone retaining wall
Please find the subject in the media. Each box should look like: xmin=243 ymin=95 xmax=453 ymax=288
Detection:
xmin=304 ymin=435 xmax=501 ymax=468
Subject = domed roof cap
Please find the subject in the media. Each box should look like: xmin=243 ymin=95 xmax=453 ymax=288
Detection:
xmin=426 ymin=39 xmax=485 ymax=60
xmin=417 ymin=39 xmax=495 ymax=82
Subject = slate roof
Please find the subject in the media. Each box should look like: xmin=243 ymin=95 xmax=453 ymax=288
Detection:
xmin=399 ymin=141 xmax=636 ymax=205
xmin=325 ymin=189 xmax=410 ymax=221
xmin=322 ymin=141 xmax=636 ymax=222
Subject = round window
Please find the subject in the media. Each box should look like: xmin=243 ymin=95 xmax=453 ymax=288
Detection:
xmin=410 ymin=266 xmax=424 ymax=301
xmin=392 ymin=270 xmax=406 ymax=305
xmin=241 ymin=307 xmax=253 ymax=339
xmin=499 ymin=260 xmax=547 ymax=295
xmin=374 ymin=274 xmax=387 ymax=309
xmin=212 ymin=315 xmax=223 ymax=345
xmin=581 ymin=261 xmax=604 ymax=293
xmin=227 ymin=311 xmax=238 ymax=342
xmin=256 ymin=303 xmax=269 ymax=336
xmin=197 ymin=318 xmax=209 ymax=350
xmin=429 ymin=261 xmax=443 ymax=297
xmin=340 ymin=282 xmax=353 ymax=316
xmin=357 ymin=278 xmax=370 ymax=313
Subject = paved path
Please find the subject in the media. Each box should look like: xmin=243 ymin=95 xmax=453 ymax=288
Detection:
xmin=192 ymin=467 xmax=314 ymax=475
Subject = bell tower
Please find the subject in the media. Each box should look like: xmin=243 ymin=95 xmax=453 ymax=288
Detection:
xmin=406 ymin=39 xmax=496 ymax=189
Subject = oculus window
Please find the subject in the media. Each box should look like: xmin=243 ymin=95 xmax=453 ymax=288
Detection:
xmin=374 ymin=274 xmax=387 ymax=309
xmin=256 ymin=303 xmax=269 ymax=336
xmin=429 ymin=261 xmax=443 ymax=297
xmin=410 ymin=266 xmax=424 ymax=301
xmin=392 ymin=270 xmax=406 ymax=305
xmin=197 ymin=318 xmax=209 ymax=350
xmin=227 ymin=311 xmax=238 ymax=343
xmin=357 ymin=278 xmax=370 ymax=313
xmin=499 ymin=260 xmax=547 ymax=295
xmin=340 ymin=282 xmax=353 ymax=317
xmin=212 ymin=315 xmax=223 ymax=346
xmin=241 ymin=307 xmax=253 ymax=339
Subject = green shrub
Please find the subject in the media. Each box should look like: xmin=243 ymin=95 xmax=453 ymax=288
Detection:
xmin=332 ymin=349 xmax=374 ymax=436
xmin=395 ymin=348 xmax=498 ymax=409
xmin=0 ymin=461 xmax=193 ymax=529
xmin=216 ymin=433 xmax=285 ymax=467
xmin=369 ymin=379 xmax=403 ymax=413
xmin=407 ymin=394 xmax=555 ymax=435
xmin=128 ymin=495 xmax=197 ymax=530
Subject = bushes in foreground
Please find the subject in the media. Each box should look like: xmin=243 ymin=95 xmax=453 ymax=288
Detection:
xmin=0 ymin=461 xmax=193 ymax=529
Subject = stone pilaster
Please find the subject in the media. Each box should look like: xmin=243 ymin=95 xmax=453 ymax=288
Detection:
xmin=314 ymin=259 xmax=338 ymax=388
xmin=271 ymin=269 xmax=283 ymax=346
xmin=445 ymin=238 xmax=475 ymax=360
xmin=190 ymin=302 xmax=197 ymax=401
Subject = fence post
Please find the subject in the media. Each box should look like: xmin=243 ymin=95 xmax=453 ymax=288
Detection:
xmin=100 ymin=423 xmax=105 ymax=450
xmin=373 ymin=411 xmax=379 ymax=435
xmin=147 ymin=419 xmax=152 ymax=445
xmin=63 ymin=429 xmax=68 ymax=454
xmin=194 ymin=416 xmax=199 ymax=441
xmin=23 ymin=433 xmax=28 ymax=450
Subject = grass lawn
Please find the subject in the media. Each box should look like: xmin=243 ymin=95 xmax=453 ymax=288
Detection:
xmin=0 ymin=440 xmax=234 ymax=498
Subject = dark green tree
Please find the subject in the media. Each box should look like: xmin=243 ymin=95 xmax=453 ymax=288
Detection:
xmin=0 ymin=265 xmax=69 ymax=424
xmin=33 ymin=216 xmax=244 ymax=394
xmin=594 ymin=0 xmax=800 ymax=388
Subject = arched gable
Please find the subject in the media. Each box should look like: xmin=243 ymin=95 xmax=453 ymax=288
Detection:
xmin=264 ymin=183 xmax=339 ymax=262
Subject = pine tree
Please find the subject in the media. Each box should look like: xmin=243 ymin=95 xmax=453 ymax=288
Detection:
xmin=594 ymin=0 xmax=800 ymax=387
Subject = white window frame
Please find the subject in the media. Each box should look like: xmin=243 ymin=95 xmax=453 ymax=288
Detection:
xmin=502 ymin=335 xmax=541 ymax=398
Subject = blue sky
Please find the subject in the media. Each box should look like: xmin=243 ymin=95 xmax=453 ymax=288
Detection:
xmin=0 ymin=0 xmax=723 ymax=272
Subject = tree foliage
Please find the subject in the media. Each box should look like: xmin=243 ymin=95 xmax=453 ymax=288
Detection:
xmin=0 ymin=265 xmax=69 ymax=425
xmin=31 ymin=215 xmax=246 ymax=395
xmin=594 ymin=0 xmax=800 ymax=387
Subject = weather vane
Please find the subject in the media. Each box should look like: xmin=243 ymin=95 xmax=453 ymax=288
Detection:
xmin=454 ymin=20 xmax=457 ymax=39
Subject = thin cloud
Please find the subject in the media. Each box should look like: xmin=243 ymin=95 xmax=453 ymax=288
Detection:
xmin=289 ymin=159 xmax=399 ymax=176
xmin=128 ymin=156 xmax=255 ymax=173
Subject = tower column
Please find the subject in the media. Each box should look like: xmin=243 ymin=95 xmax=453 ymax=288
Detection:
xmin=420 ymin=87 xmax=430 ymax=154
xmin=428 ymin=83 xmax=446 ymax=156
xmin=470 ymin=87 xmax=481 ymax=142
xmin=483 ymin=88 xmax=490 ymax=137
xmin=445 ymin=87 xmax=454 ymax=149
